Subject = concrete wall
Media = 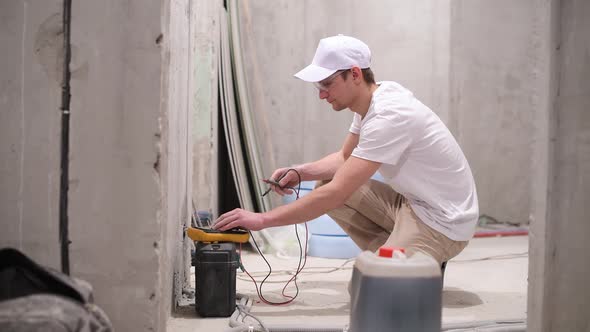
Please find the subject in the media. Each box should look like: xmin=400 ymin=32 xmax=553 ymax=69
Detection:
xmin=237 ymin=0 xmax=451 ymax=208
xmin=450 ymin=0 xmax=539 ymax=224
xmin=68 ymin=1 xmax=167 ymax=330
xmin=192 ymin=0 xmax=222 ymax=217
xmin=69 ymin=0 xmax=194 ymax=330
xmin=0 ymin=0 xmax=62 ymax=269
xmin=1 ymin=1 xmax=194 ymax=331
xmin=235 ymin=0 xmax=531 ymax=224
xmin=527 ymin=0 xmax=558 ymax=330
xmin=234 ymin=0 xmax=590 ymax=227
xmin=529 ymin=0 xmax=590 ymax=330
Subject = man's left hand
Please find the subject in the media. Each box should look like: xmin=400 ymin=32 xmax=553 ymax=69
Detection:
xmin=212 ymin=208 xmax=265 ymax=231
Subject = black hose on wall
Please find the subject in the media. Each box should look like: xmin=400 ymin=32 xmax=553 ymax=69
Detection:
xmin=59 ymin=0 xmax=72 ymax=275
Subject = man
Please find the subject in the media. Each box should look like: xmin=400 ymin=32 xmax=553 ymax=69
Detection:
xmin=213 ymin=35 xmax=479 ymax=266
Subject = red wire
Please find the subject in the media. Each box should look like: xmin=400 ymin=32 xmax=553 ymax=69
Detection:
xmin=239 ymin=224 xmax=308 ymax=306
xmin=473 ymin=229 xmax=529 ymax=238
xmin=238 ymin=170 xmax=307 ymax=306
xmin=281 ymin=222 xmax=309 ymax=299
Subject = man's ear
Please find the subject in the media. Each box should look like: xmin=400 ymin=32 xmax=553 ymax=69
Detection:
xmin=352 ymin=67 xmax=363 ymax=84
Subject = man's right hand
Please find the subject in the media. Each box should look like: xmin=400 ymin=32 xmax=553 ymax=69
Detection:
xmin=267 ymin=167 xmax=303 ymax=196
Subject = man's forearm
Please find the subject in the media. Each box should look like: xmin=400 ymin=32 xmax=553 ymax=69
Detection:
xmin=298 ymin=151 xmax=346 ymax=181
xmin=263 ymin=180 xmax=346 ymax=228
xmin=262 ymin=154 xmax=380 ymax=229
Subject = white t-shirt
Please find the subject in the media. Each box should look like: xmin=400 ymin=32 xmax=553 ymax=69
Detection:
xmin=350 ymin=81 xmax=478 ymax=241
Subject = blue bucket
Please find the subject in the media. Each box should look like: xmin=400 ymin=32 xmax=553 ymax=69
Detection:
xmin=282 ymin=181 xmax=359 ymax=258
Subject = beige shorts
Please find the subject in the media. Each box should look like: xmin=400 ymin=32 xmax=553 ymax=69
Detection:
xmin=316 ymin=179 xmax=468 ymax=265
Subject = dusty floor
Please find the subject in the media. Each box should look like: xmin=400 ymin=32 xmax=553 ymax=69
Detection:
xmin=168 ymin=235 xmax=528 ymax=331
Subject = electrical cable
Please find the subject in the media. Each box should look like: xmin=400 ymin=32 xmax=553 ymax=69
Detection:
xmin=441 ymin=318 xmax=527 ymax=331
xmin=228 ymin=295 xmax=269 ymax=332
xmin=190 ymin=199 xmax=199 ymax=227
xmin=452 ymin=252 xmax=528 ymax=263
xmin=229 ymin=293 xmax=526 ymax=332
xmin=236 ymin=304 xmax=269 ymax=332
xmin=59 ymin=0 xmax=73 ymax=276
xmin=236 ymin=258 xmax=355 ymax=283
xmin=230 ymin=169 xmax=529 ymax=330
xmin=239 ymin=168 xmax=310 ymax=306
xmin=235 ymin=249 xmax=526 ymax=284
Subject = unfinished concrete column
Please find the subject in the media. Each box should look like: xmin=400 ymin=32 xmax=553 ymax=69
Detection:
xmin=68 ymin=0 xmax=192 ymax=331
xmin=528 ymin=0 xmax=590 ymax=331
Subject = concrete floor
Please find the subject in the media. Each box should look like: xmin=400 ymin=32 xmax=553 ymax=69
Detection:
xmin=168 ymin=235 xmax=528 ymax=331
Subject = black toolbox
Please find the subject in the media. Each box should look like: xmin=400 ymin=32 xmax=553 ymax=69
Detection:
xmin=193 ymin=242 xmax=239 ymax=317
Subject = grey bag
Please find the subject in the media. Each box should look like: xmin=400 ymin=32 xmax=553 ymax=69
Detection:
xmin=0 ymin=248 xmax=113 ymax=332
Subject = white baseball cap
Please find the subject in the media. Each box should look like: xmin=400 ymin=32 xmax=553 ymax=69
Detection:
xmin=294 ymin=34 xmax=371 ymax=82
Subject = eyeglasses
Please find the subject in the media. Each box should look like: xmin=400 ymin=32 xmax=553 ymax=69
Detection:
xmin=314 ymin=70 xmax=348 ymax=91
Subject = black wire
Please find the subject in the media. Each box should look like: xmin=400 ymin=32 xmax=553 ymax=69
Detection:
xmin=59 ymin=0 xmax=72 ymax=276
xmin=248 ymin=168 xmax=304 ymax=305
xmin=281 ymin=169 xmax=305 ymax=283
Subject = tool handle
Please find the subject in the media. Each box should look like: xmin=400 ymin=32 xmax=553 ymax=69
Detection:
xmin=262 ymin=178 xmax=281 ymax=186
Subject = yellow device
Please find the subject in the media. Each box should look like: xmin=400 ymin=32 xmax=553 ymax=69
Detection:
xmin=186 ymin=226 xmax=250 ymax=243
